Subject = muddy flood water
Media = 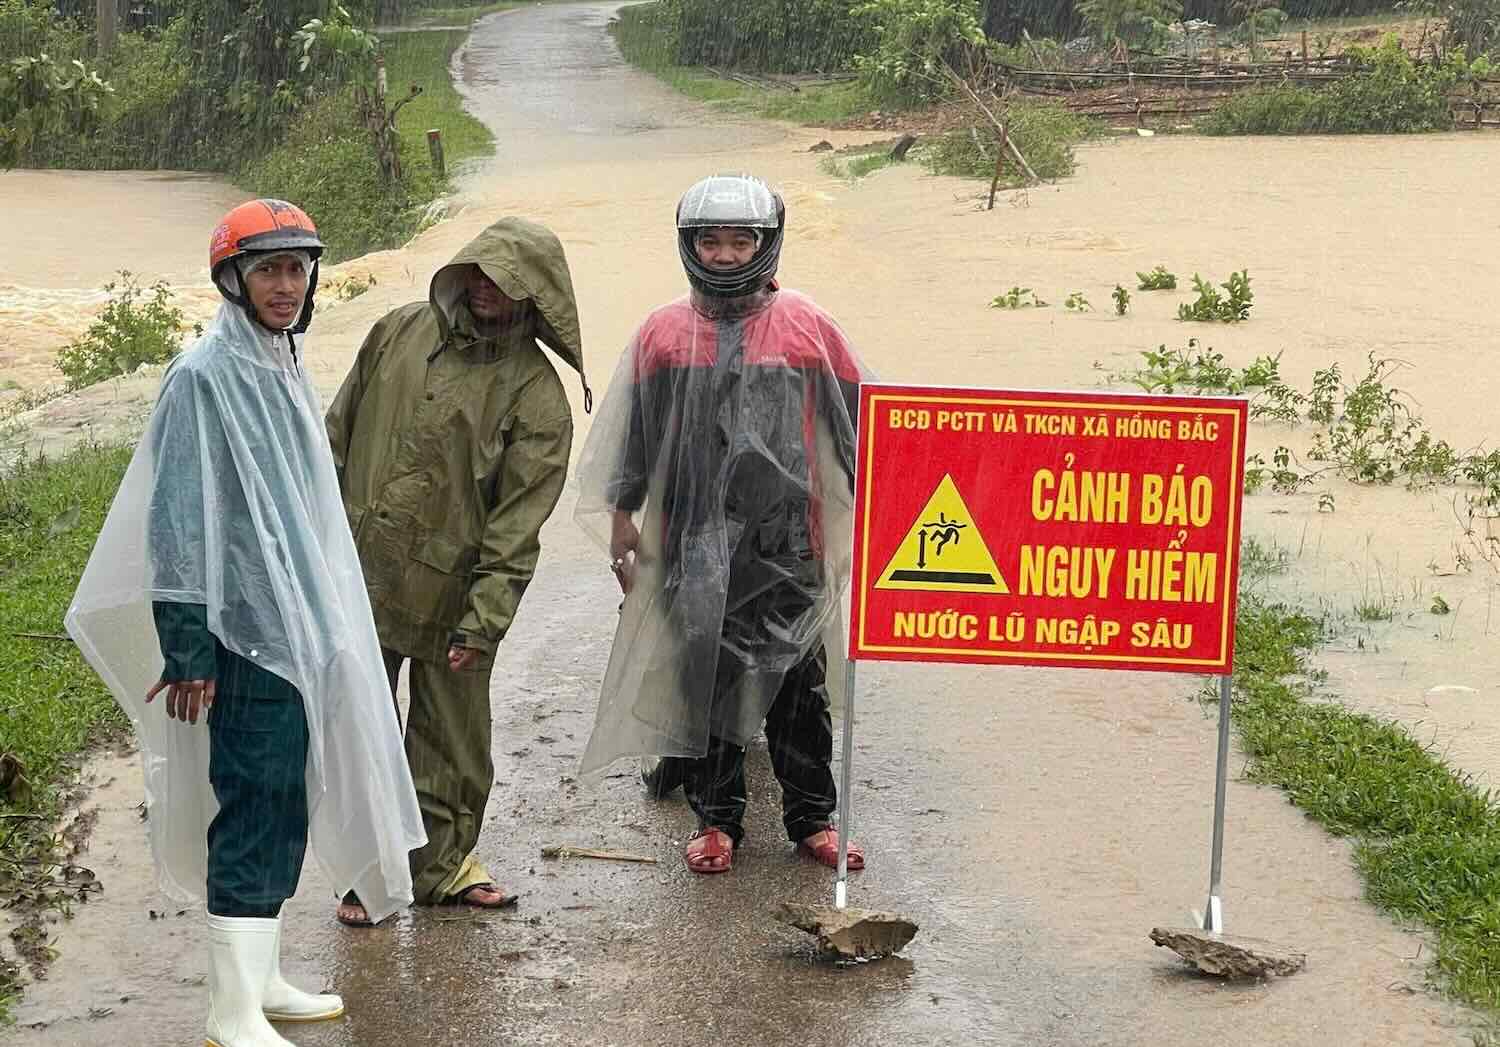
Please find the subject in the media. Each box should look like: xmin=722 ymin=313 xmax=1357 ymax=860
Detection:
xmin=4 ymin=3 xmax=1500 ymax=1045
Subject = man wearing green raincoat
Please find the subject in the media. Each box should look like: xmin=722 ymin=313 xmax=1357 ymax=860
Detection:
xmin=326 ymin=217 xmax=588 ymax=923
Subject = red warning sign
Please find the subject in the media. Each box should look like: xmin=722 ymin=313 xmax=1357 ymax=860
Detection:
xmin=848 ymin=385 xmax=1249 ymax=673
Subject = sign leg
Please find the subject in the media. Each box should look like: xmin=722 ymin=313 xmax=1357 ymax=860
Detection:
xmin=835 ymin=660 xmax=857 ymax=910
xmin=1203 ymin=673 xmax=1232 ymax=932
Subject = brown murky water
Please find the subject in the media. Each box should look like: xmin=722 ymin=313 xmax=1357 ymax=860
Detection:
xmin=5 ymin=2 xmax=1499 ymax=1044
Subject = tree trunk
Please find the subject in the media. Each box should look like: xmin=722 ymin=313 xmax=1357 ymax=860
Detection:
xmin=980 ymin=0 xmax=1008 ymax=40
xmin=96 ymin=0 xmax=117 ymax=53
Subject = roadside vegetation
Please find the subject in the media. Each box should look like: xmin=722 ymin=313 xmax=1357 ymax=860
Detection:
xmin=1235 ymin=548 xmax=1500 ymax=1013
xmin=0 ymin=440 xmax=133 ymax=1024
xmin=1 ymin=0 xmax=507 ymax=262
xmin=609 ymin=0 xmax=1500 ymax=185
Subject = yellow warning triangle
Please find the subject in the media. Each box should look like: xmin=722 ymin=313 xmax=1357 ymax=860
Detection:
xmin=876 ymin=474 xmax=1009 ymax=594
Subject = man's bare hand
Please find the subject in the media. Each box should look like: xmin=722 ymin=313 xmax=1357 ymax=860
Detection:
xmin=448 ymin=645 xmax=481 ymax=672
xmin=146 ymin=677 xmax=216 ymax=725
xmin=610 ymin=510 xmax=640 ymax=595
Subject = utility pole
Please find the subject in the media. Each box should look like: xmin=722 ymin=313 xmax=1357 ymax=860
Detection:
xmin=97 ymin=0 xmax=118 ymax=54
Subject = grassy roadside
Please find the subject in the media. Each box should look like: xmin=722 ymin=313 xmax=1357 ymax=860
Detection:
xmin=0 ymin=441 xmax=133 ymax=1023
xmin=1234 ymin=542 xmax=1500 ymax=1019
xmin=406 ymin=3 xmax=520 ymax=25
xmin=244 ymin=16 xmax=495 ymax=264
xmin=608 ymin=5 xmax=875 ymax=126
xmin=606 ymin=5 xmax=1092 ymax=183
xmin=382 ymin=24 xmax=495 ymax=173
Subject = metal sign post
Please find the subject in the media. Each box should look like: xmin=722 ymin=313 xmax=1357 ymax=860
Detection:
xmin=834 ymin=660 xmax=858 ymax=909
xmin=845 ymin=384 xmax=1251 ymax=928
xmin=1202 ymin=673 xmax=1233 ymax=932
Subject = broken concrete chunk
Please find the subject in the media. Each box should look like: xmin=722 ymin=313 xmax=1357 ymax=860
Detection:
xmin=775 ymin=902 xmax=918 ymax=960
xmin=1150 ymin=926 xmax=1307 ymax=978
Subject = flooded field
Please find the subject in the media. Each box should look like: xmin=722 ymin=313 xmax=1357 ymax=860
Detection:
xmin=4 ymin=3 xmax=1499 ymax=1045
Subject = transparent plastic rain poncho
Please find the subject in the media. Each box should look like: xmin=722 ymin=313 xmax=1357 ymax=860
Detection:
xmin=575 ymin=286 xmax=872 ymax=774
xmin=65 ymin=300 xmax=425 ymax=922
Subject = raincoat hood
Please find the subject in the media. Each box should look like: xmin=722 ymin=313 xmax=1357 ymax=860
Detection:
xmin=428 ymin=217 xmax=590 ymax=409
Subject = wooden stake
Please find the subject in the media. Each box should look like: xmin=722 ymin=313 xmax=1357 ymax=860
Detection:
xmin=987 ymin=133 xmax=1006 ymax=210
xmin=97 ymin=0 xmax=117 ymax=53
xmin=427 ymin=128 xmax=446 ymax=178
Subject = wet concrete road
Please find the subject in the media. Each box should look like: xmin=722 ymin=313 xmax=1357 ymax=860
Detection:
xmin=452 ymin=1 xmax=782 ymax=173
xmin=6 ymin=4 xmax=1479 ymax=1045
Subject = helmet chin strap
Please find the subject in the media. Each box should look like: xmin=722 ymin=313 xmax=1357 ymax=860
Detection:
xmin=216 ymin=254 xmax=317 ymax=338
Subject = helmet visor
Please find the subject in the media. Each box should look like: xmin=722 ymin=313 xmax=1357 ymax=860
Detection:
xmin=677 ymin=175 xmax=780 ymax=230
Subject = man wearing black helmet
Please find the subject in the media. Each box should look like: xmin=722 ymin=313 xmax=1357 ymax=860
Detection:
xmin=576 ymin=175 xmax=872 ymax=875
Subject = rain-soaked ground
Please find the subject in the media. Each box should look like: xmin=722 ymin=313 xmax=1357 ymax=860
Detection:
xmin=6 ymin=3 xmax=1496 ymax=1045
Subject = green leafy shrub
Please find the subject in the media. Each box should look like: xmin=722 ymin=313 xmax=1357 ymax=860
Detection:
xmin=1199 ymin=84 xmax=1322 ymax=135
xmin=1440 ymin=0 xmax=1500 ymax=59
xmin=1112 ymin=284 xmax=1130 ymax=315
xmin=1308 ymin=355 xmax=1462 ymax=486
xmin=990 ymin=286 xmax=1048 ymax=308
xmin=1076 ymin=0 xmax=1182 ymax=50
xmin=851 ymin=0 xmax=985 ymax=105
xmin=1136 ymin=265 xmax=1177 ymax=290
xmin=612 ymin=0 xmax=875 ymax=74
xmin=245 ymin=91 xmax=435 ymax=265
xmin=923 ymin=100 xmax=1092 ymax=182
xmin=1177 ymin=270 xmax=1253 ymax=323
xmin=1122 ymin=339 xmax=1302 ymax=421
xmin=1201 ymin=37 xmax=1464 ymax=135
xmin=54 ymin=272 xmax=193 ymax=390
xmin=0 ymin=0 xmax=90 ymax=65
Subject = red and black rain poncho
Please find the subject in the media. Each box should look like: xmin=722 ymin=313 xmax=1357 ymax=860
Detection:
xmin=575 ymin=285 xmax=871 ymax=773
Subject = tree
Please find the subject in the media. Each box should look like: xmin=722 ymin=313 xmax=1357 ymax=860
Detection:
xmin=0 ymin=53 xmax=112 ymax=169
xmin=1076 ymin=0 xmax=1182 ymax=51
xmin=292 ymin=4 xmax=419 ymax=182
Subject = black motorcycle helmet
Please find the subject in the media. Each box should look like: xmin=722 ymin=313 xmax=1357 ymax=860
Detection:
xmin=676 ymin=174 xmax=785 ymax=299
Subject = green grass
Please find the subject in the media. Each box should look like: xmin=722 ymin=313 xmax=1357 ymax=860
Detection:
xmin=244 ymin=23 xmax=493 ymax=263
xmin=401 ymin=1 xmax=576 ymax=27
xmin=407 ymin=3 xmax=516 ymax=25
xmin=608 ymin=6 xmax=877 ymax=127
xmin=1233 ymin=546 xmax=1500 ymax=1013
xmin=1354 ymin=596 xmax=1397 ymax=622
xmin=819 ymin=146 xmax=901 ymax=181
xmin=0 ymin=440 xmax=133 ymax=1024
xmin=632 ymin=63 xmax=875 ymax=125
xmin=381 ymin=27 xmax=495 ymax=170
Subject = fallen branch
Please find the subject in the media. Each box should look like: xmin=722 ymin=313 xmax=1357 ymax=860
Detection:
xmin=12 ymin=632 xmax=72 ymax=643
xmin=541 ymin=844 xmax=658 ymax=864
xmin=941 ymin=62 xmax=1041 ymax=185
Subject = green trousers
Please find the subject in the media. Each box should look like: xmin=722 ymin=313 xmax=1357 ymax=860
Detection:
xmin=382 ymin=649 xmax=496 ymax=902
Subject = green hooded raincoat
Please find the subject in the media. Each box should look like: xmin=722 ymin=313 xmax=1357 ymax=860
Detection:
xmin=326 ymin=218 xmax=588 ymax=665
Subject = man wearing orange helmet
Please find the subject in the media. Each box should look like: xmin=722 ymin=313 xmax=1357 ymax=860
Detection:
xmin=67 ymin=199 xmax=424 ymax=1047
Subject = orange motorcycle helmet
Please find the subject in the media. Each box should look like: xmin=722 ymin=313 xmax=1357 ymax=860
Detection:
xmin=208 ymin=199 xmax=325 ymax=333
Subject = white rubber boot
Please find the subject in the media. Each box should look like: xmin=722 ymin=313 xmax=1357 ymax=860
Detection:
xmin=262 ymin=916 xmax=344 ymax=1023
xmin=204 ymin=915 xmax=296 ymax=1047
